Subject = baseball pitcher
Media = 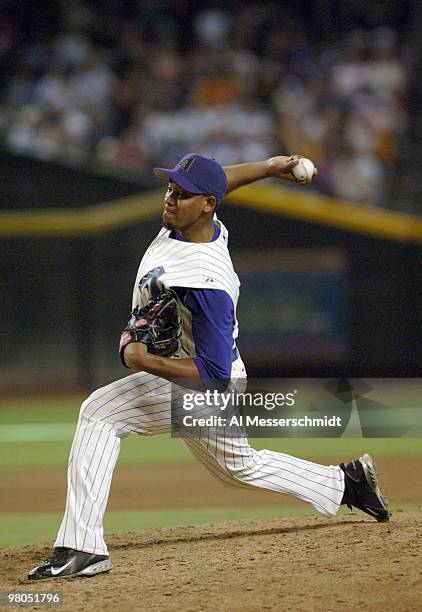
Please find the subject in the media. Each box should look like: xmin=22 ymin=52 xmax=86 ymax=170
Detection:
xmin=28 ymin=154 xmax=388 ymax=580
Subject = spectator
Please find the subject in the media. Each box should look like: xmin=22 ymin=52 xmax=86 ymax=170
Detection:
xmin=0 ymin=1 xmax=409 ymax=207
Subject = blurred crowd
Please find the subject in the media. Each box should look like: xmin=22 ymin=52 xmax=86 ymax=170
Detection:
xmin=0 ymin=1 xmax=409 ymax=205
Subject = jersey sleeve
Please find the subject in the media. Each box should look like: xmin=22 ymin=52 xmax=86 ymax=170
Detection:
xmin=183 ymin=288 xmax=234 ymax=384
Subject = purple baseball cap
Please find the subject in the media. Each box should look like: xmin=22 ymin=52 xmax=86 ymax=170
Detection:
xmin=154 ymin=153 xmax=227 ymax=204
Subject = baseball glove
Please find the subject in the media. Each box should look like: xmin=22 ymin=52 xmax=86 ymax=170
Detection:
xmin=119 ymin=289 xmax=181 ymax=367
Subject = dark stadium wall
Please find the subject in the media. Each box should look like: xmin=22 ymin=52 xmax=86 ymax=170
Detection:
xmin=221 ymin=205 xmax=421 ymax=378
xmin=0 ymin=152 xmax=155 ymax=209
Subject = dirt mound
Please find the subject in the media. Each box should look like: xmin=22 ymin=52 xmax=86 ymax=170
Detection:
xmin=1 ymin=512 xmax=421 ymax=611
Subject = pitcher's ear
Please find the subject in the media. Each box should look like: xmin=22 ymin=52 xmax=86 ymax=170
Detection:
xmin=204 ymin=195 xmax=217 ymax=213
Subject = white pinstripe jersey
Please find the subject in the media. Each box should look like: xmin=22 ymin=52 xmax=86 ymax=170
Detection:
xmin=132 ymin=218 xmax=240 ymax=359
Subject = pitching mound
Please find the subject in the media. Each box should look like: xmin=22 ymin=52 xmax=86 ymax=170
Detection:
xmin=1 ymin=511 xmax=421 ymax=611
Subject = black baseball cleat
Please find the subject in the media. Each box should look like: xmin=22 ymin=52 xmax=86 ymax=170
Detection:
xmin=340 ymin=453 xmax=389 ymax=522
xmin=28 ymin=547 xmax=112 ymax=580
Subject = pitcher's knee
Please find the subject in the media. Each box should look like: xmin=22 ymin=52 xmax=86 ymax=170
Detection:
xmin=220 ymin=461 xmax=251 ymax=482
xmin=79 ymin=386 xmax=109 ymax=421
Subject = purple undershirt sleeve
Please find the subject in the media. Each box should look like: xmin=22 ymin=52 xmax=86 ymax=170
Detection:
xmin=184 ymin=288 xmax=234 ymax=383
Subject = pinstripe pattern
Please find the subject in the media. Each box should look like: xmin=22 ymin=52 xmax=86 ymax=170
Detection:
xmin=54 ymin=359 xmax=344 ymax=556
xmin=54 ymin=219 xmax=344 ymax=556
xmin=132 ymin=220 xmax=240 ymax=353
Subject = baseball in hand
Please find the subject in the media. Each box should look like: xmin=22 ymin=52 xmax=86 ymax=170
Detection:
xmin=292 ymin=158 xmax=316 ymax=182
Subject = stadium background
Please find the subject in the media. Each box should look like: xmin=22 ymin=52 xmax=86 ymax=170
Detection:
xmin=0 ymin=1 xmax=421 ymax=609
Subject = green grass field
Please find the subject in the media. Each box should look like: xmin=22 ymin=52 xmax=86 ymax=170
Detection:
xmin=0 ymin=396 xmax=421 ymax=549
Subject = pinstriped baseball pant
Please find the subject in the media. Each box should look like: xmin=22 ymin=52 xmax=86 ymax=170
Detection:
xmin=55 ymin=358 xmax=345 ymax=555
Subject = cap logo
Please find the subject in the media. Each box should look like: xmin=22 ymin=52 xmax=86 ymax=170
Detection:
xmin=178 ymin=157 xmax=196 ymax=172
